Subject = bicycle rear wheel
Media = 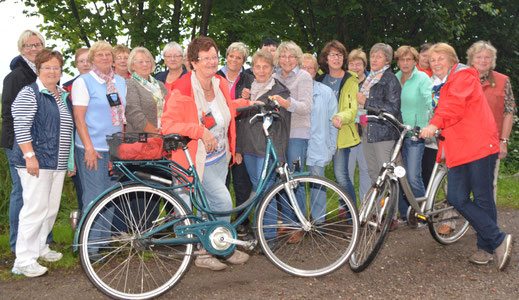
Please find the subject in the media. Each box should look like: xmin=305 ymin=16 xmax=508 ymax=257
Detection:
xmin=426 ymin=171 xmax=470 ymax=244
xmin=255 ymin=175 xmax=358 ymax=277
xmin=78 ymin=184 xmax=193 ymax=300
xmin=349 ymin=177 xmax=398 ymax=273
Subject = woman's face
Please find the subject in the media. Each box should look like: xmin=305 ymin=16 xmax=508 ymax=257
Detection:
xmin=113 ymin=51 xmax=129 ymax=74
xmin=279 ymin=50 xmax=298 ymax=74
xmin=370 ymin=50 xmax=387 ymax=72
xmin=472 ymin=49 xmax=493 ymax=75
xmin=226 ymin=50 xmax=245 ymax=73
xmin=76 ymin=52 xmax=92 ymax=75
xmin=37 ymin=57 xmax=61 ymax=87
xmin=252 ymin=58 xmax=274 ymax=83
xmin=21 ymin=35 xmax=44 ymax=63
xmin=418 ymin=50 xmax=430 ymax=69
xmin=326 ymin=48 xmax=344 ymax=72
xmin=397 ymin=53 xmax=416 ymax=75
xmin=92 ymin=49 xmax=114 ymax=73
xmin=301 ymin=59 xmax=316 ymax=79
xmin=348 ymin=58 xmax=365 ymax=77
xmin=164 ymin=48 xmax=183 ymax=71
xmin=192 ymin=47 xmax=219 ymax=79
xmin=132 ymin=52 xmax=153 ymax=79
xmin=429 ymin=51 xmax=453 ymax=80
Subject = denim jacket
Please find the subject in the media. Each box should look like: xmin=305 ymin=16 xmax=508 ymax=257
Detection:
xmin=365 ymin=68 xmax=402 ymax=143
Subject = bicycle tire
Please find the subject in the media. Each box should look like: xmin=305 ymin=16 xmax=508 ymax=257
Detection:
xmin=349 ymin=177 xmax=398 ymax=273
xmin=78 ymin=184 xmax=194 ymax=300
xmin=426 ymin=171 xmax=470 ymax=245
xmin=255 ymin=175 xmax=358 ymax=277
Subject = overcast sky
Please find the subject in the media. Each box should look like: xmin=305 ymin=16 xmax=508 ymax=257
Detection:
xmin=0 ymin=1 xmax=74 ymax=91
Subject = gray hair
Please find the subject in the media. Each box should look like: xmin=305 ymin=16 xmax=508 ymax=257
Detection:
xmin=163 ymin=42 xmax=183 ymax=56
xmin=466 ymin=40 xmax=497 ymax=70
xmin=17 ymin=30 xmax=45 ymax=53
xmin=226 ymin=42 xmax=250 ymax=60
xmin=274 ymin=41 xmax=304 ymax=67
xmin=251 ymin=49 xmax=274 ymax=67
xmin=370 ymin=43 xmax=393 ymax=64
xmin=128 ymin=46 xmax=156 ymax=74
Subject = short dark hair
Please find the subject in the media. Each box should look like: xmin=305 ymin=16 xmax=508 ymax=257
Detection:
xmin=261 ymin=38 xmax=279 ymax=48
xmin=419 ymin=43 xmax=432 ymax=54
xmin=319 ymin=40 xmax=348 ymax=74
xmin=187 ymin=36 xmax=218 ymax=69
xmin=36 ymin=49 xmax=64 ymax=71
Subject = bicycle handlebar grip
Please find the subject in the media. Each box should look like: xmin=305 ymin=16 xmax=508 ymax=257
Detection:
xmin=365 ymin=106 xmax=383 ymax=115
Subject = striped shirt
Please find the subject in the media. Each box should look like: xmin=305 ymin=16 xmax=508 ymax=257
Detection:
xmin=12 ymin=80 xmax=73 ymax=170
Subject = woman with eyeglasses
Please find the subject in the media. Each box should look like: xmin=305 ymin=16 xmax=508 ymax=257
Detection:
xmin=113 ymin=44 xmax=131 ymax=79
xmin=71 ymin=41 xmax=126 ymax=261
xmin=162 ymin=36 xmax=258 ymax=271
xmin=1 ymin=29 xmax=45 ymax=254
xmin=11 ymin=49 xmax=74 ymax=277
xmin=155 ymin=42 xmax=187 ymax=93
xmin=315 ymin=40 xmax=360 ymax=219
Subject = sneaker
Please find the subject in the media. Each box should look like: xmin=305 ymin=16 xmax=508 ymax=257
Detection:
xmin=469 ymin=249 xmax=493 ymax=265
xmin=40 ymin=250 xmax=63 ymax=262
xmin=225 ymin=250 xmax=249 ymax=265
xmin=12 ymin=262 xmax=48 ymax=277
xmin=494 ymin=234 xmax=513 ymax=271
xmin=195 ymin=255 xmax=227 ymax=271
xmin=389 ymin=220 xmax=399 ymax=232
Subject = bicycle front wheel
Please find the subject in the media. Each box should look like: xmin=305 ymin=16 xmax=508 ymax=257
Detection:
xmin=255 ymin=175 xmax=358 ymax=277
xmin=426 ymin=171 xmax=470 ymax=245
xmin=78 ymin=184 xmax=194 ymax=300
xmin=349 ymin=177 xmax=398 ymax=273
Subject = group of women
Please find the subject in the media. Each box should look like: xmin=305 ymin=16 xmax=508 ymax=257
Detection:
xmin=1 ymin=29 xmax=514 ymax=277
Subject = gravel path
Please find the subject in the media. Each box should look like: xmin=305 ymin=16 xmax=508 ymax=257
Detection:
xmin=1 ymin=208 xmax=518 ymax=299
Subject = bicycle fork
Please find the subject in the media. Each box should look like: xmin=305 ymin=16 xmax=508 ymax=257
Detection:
xmin=277 ymin=164 xmax=312 ymax=231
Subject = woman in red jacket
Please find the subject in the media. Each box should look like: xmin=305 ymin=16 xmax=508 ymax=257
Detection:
xmin=420 ymin=43 xmax=512 ymax=271
xmin=161 ymin=36 xmax=254 ymax=271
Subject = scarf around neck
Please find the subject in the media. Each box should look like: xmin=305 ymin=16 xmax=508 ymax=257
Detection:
xmin=131 ymin=72 xmax=166 ymax=128
xmin=251 ymin=76 xmax=275 ymax=101
xmin=92 ymin=66 xmax=126 ymax=126
xmin=360 ymin=65 xmax=389 ymax=97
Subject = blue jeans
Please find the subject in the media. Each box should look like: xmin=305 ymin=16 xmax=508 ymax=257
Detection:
xmin=243 ymin=154 xmax=277 ymax=238
xmin=398 ymin=138 xmax=426 ymax=218
xmin=333 ymin=147 xmax=357 ymax=206
xmin=308 ymin=165 xmax=326 ymax=223
xmin=282 ymin=138 xmax=308 ymax=224
xmin=448 ymin=153 xmax=504 ymax=253
xmin=5 ymin=148 xmax=23 ymax=251
xmin=348 ymin=142 xmax=370 ymax=202
xmin=76 ymin=147 xmax=117 ymax=253
xmin=201 ymin=157 xmax=232 ymax=223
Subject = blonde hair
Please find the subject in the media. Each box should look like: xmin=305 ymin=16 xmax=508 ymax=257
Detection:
xmin=429 ymin=42 xmax=459 ymax=64
xmin=302 ymin=53 xmax=318 ymax=71
xmin=348 ymin=48 xmax=367 ymax=67
xmin=274 ymin=41 xmax=304 ymax=67
xmin=251 ymin=49 xmax=274 ymax=67
xmin=226 ymin=42 xmax=250 ymax=61
xmin=113 ymin=44 xmax=130 ymax=56
xmin=394 ymin=45 xmax=419 ymax=61
xmin=74 ymin=48 xmax=89 ymax=62
xmin=17 ymin=30 xmax=45 ymax=53
xmin=128 ymin=46 xmax=156 ymax=74
xmin=88 ymin=41 xmax=113 ymax=63
xmin=466 ymin=40 xmax=497 ymax=70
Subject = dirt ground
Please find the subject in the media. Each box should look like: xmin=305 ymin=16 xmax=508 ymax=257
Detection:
xmin=1 ymin=208 xmax=518 ymax=300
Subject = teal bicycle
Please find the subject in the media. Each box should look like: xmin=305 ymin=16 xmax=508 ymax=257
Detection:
xmin=74 ymin=103 xmax=359 ymax=299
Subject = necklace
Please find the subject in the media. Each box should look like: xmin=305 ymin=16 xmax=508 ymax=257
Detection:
xmin=327 ymin=76 xmax=339 ymax=85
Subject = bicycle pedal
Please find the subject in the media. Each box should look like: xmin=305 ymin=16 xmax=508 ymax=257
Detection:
xmin=417 ymin=214 xmax=427 ymax=221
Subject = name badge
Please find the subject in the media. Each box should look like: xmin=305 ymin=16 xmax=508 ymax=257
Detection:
xmin=106 ymin=93 xmax=122 ymax=107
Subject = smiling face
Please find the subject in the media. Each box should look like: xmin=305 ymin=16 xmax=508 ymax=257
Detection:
xmin=37 ymin=57 xmax=61 ymax=88
xmin=132 ymin=52 xmax=152 ymax=78
xmin=301 ymin=59 xmax=316 ymax=79
xmin=370 ymin=50 xmax=387 ymax=72
xmin=252 ymin=58 xmax=274 ymax=83
xmin=192 ymin=47 xmax=219 ymax=80
xmin=472 ymin=49 xmax=493 ymax=76
xmin=164 ymin=48 xmax=183 ymax=71
xmin=113 ymin=51 xmax=129 ymax=75
xmin=326 ymin=47 xmax=344 ymax=72
xmin=429 ymin=51 xmax=453 ymax=80
xmin=418 ymin=50 xmax=430 ymax=70
xmin=397 ymin=53 xmax=416 ymax=75
xmin=76 ymin=51 xmax=92 ymax=75
xmin=21 ymin=35 xmax=44 ymax=63
xmin=261 ymin=45 xmax=277 ymax=58
xmin=279 ymin=50 xmax=298 ymax=74
xmin=226 ymin=50 xmax=245 ymax=73
xmin=92 ymin=49 xmax=114 ymax=74
xmin=348 ymin=58 xmax=365 ymax=77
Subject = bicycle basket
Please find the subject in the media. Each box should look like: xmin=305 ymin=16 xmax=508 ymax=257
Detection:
xmin=106 ymin=132 xmax=164 ymax=161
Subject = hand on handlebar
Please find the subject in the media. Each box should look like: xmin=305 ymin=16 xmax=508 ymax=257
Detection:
xmin=420 ymin=124 xmax=439 ymax=139
xmin=270 ymin=95 xmax=290 ymax=109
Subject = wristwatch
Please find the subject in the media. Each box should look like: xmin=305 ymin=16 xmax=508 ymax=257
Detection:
xmin=500 ymin=138 xmax=509 ymax=144
xmin=23 ymin=152 xmax=35 ymax=159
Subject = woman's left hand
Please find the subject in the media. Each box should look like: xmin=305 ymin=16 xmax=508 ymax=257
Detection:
xmin=241 ymin=88 xmax=251 ymax=99
xmin=332 ymin=116 xmax=342 ymax=129
xmin=26 ymin=157 xmax=39 ymax=177
xmin=420 ymin=124 xmax=438 ymax=139
xmin=270 ymin=95 xmax=290 ymax=109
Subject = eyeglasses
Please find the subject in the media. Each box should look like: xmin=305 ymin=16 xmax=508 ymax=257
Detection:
xmin=134 ymin=60 xmax=152 ymax=65
xmin=40 ymin=66 xmax=61 ymax=71
xmin=302 ymin=65 xmax=315 ymax=71
xmin=165 ymin=54 xmax=183 ymax=60
xmin=115 ymin=55 xmax=129 ymax=61
xmin=197 ymin=56 xmax=219 ymax=63
xmin=279 ymin=55 xmax=296 ymax=60
xmin=95 ymin=53 xmax=113 ymax=58
xmin=328 ymin=53 xmax=344 ymax=59
xmin=24 ymin=43 xmax=44 ymax=50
